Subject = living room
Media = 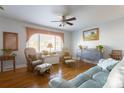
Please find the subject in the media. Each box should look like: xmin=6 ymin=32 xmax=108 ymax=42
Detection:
xmin=0 ymin=4 xmax=124 ymax=89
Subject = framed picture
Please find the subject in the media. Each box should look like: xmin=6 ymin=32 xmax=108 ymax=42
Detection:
xmin=3 ymin=32 xmax=18 ymax=51
xmin=83 ymin=28 xmax=99 ymax=41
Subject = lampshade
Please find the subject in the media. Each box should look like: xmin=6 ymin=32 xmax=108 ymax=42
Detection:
xmin=47 ymin=43 xmax=53 ymax=48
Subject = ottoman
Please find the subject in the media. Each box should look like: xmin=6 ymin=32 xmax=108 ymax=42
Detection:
xmin=65 ymin=59 xmax=76 ymax=64
xmin=34 ymin=63 xmax=52 ymax=74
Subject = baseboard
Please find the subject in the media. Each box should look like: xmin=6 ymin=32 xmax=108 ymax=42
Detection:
xmin=83 ymin=59 xmax=98 ymax=64
xmin=16 ymin=64 xmax=27 ymax=68
xmin=1 ymin=64 xmax=27 ymax=72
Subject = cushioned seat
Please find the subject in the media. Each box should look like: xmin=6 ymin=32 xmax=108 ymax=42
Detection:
xmin=34 ymin=63 xmax=52 ymax=74
xmin=79 ymin=79 xmax=102 ymax=88
xmin=70 ymin=66 xmax=103 ymax=88
xmin=49 ymin=77 xmax=75 ymax=88
xmin=93 ymin=71 xmax=109 ymax=86
xmin=65 ymin=59 xmax=76 ymax=64
xmin=83 ymin=66 xmax=102 ymax=77
xmin=64 ymin=56 xmax=72 ymax=59
xmin=69 ymin=73 xmax=90 ymax=87
xmin=32 ymin=60 xmax=43 ymax=66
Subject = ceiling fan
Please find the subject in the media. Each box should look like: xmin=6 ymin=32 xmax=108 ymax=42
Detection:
xmin=51 ymin=15 xmax=76 ymax=27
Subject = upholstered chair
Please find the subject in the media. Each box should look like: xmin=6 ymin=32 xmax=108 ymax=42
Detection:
xmin=63 ymin=52 xmax=72 ymax=63
xmin=24 ymin=48 xmax=43 ymax=72
xmin=109 ymin=50 xmax=123 ymax=60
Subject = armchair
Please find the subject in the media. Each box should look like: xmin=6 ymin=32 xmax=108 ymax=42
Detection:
xmin=24 ymin=48 xmax=43 ymax=72
xmin=109 ymin=50 xmax=122 ymax=60
xmin=63 ymin=52 xmax=72 ymax=63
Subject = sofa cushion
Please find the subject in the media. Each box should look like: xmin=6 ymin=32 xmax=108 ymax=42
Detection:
xmin=32 ymin=60 xmax=43 ymax=66
xmin=93 ymin=71 xmax=109 ymax=86
xmin=65 ymin=59 xmax=76 ymax=64
xmin=35 ymin=63 xmax=52 ymax=74
xmin=106 ymin=63 xmax=118 ymax=71
xmin=83 ymin=66 xmax=102 ymax=77
xmin=69 ymin=73 xmax=90 ymax=87
xmin=79 ymin=79 xmax=102 ymax=88
xmin=64 ymin=56 xmax=72 ymax=59
xmin=49 ymin=77 xmax=75 ymax=88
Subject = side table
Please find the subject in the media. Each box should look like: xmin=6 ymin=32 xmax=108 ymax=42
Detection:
xmin=0 ymin=55 xmax=16 ymax=72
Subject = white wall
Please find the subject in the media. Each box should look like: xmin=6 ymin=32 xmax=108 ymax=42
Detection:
xmin=0 ymin=16 xmax=72 ymax=71
xmin=72 ymin=17 xmax=124 ymax=58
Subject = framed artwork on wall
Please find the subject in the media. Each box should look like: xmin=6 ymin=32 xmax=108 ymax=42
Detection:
xmin=3 ymin=32 xmax=18 ymax=51
xmin=83 ymin=28 xmax=99 ymax=41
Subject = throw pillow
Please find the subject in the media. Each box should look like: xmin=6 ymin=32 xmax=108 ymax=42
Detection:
xmin=32 ymin=60 xmax=43 ymax=66
xmin=64 ymin=52 xmax=70 ymax=56
xmin=97 ymin=58 xmax=118 ymax=70
xmin=28 ymin=55 xmax=37 ymax=61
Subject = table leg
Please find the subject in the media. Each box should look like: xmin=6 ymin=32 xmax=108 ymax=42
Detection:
xmin=1 ymin=61 xmax=3 ymax=72
xmin=13 ymin=60 xmax=16 ymax=72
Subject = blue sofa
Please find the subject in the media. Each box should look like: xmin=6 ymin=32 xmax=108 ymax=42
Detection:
xmin=49 ymin=65 xmax=111 ymax=88
xmin=49 ymin=58 xmax=119 ymax=88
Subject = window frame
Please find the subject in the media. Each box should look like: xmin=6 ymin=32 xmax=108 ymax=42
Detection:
xmin=26 ymin=33 xmax=63 ymax=53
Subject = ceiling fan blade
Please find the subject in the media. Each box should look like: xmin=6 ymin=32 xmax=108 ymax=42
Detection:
xmin=0 ymin=6 xmax=4 ymax=10
xmin=51 ymin=21 xmax=61 ymax=22
xmin=66 ymin=22 xmax=73 ymax=25
xmin=64 ymin=17 xmax=76 ymax=21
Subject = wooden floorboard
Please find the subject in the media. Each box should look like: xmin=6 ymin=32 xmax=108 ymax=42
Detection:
xmin=0 ymin=61 xmax=95 ymax=88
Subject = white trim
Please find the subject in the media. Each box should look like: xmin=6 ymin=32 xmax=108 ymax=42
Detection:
xmin=0 ymin=64 xmax=27 ymax=72
xmin=83 ymin=59 xmax=98 ymax=64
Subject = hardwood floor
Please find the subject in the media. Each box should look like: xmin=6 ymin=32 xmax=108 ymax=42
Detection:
xmin=0 ymin=61 xmax=95 ymax=88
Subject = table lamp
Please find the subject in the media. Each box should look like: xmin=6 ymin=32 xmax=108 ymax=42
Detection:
xmin=47 ymin=43 xmax=53 ymax=54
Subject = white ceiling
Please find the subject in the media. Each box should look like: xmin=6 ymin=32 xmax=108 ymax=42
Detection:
xmin=0 ymin=5 xmax=124 ymax=31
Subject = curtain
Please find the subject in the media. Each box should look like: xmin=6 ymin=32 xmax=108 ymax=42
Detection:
xmin=26 ymin=27 xmax=64 ymax=42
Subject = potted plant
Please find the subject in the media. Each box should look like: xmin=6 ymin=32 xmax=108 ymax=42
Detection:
xmin=1 ymin=48 xmax=13 ymax=55
xmin=78 ymin=45 xmax=83 ymax=50
xmin=96 ymin=45 xmax=104 ymax=53
xmin=11 ymin=53 xmax=17 ymax=57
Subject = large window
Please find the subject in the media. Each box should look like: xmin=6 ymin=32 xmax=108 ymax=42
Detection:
xmin=26 ymin=34 xmax=63 ymax=52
